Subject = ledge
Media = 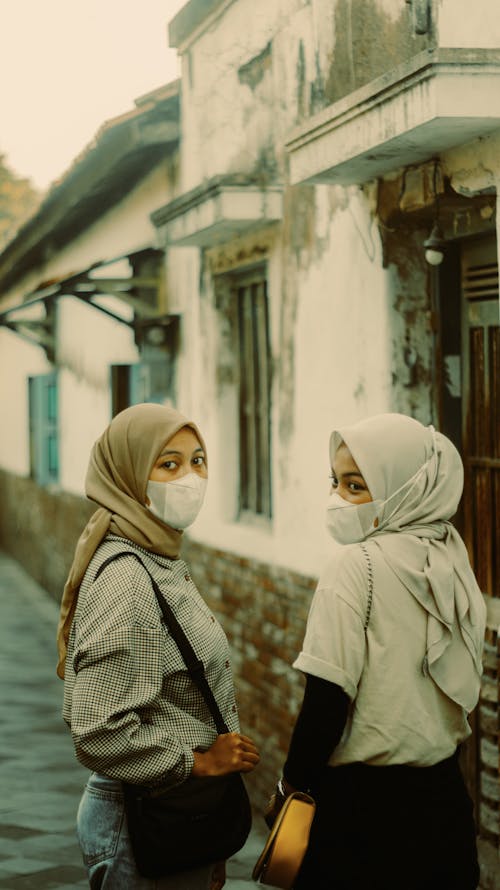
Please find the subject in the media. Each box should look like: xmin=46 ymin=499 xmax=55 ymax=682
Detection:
xmin=0 ymin=82 xmax=180 ymax=294
xmin=152 ymin=176 xmax=283 ymax=247
xmin=286 ymin=48 xmax=500 ymax=186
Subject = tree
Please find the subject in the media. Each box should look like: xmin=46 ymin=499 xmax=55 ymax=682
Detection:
xmin=0 ymin=155 xmax=41 ymax=251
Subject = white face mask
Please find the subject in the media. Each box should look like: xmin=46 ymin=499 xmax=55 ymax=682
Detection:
xmin=325 ymin=492 xmax=381 ymax=545
xmin=146 ymin=473 xmax=207 ymax=530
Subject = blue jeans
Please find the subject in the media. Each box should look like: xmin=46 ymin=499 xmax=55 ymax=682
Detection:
xmin=77 ymin=773 xmax=213 ymax=889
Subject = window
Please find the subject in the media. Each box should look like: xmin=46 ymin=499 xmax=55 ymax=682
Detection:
xmin=110 ymin=317 xmax=179 ymax=417
xmin=236 ymin=273 xmax=272 ymax=518
xmin=28 ymin=372 xmax=59 ymax=485
xmin=111 ymin=351 xmax=177 ymax=417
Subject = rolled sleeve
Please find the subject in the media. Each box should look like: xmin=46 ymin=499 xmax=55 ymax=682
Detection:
xmin=293 ymin=548 xmax=369 ymax=702
xmin=293 ymin=653 xmax=358 ymax=701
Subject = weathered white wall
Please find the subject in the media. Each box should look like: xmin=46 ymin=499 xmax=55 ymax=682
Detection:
xmin=180 ymin=0 xmax=312 ymax=190
xmin=443 ymin=133 xmax=500 ymax=270
xmin=284 ymin=187 xmax=392 ymax=567
xmin=174 ymin=0 xmax=401 ymax=576
xmin=5 ymin=0 xmax=498 ymax=578
xmin=436 ymin=0 xmax=500 ymax=48
xmin=57 ymin=297 xmax=138 ymax=494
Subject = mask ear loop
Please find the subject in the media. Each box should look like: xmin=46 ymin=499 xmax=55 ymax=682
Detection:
xmin=374 ymin=425 xmax=438 ymax=530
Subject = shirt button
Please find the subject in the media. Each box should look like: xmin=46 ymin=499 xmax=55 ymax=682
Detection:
xmin=231 ymin=705 xmax=236 ymax=713
xmin=225 ymin=660 xmax=230 ymax=668
xmin=184 ymin=574 xmax=190 ymax=582
xmin=210 ymin=616 xmax=215 ymax=623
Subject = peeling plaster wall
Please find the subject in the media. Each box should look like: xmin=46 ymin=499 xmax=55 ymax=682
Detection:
xmin=179 ymin=0 xmax=306 ymax=190
xmin=179 ymin=0 xmax=429 ymax=191
xmin=279 ymin=185 xmax=393 ymax=569
xmin=442 ymin=133 xmax=500 ymax=270
xmin=173 ymin=0 xmax=438 ymax=576
xmin=324 ymin=0 xmax=431 ymax=106
xmin=385 ymin=229 xmax=435 ymax=423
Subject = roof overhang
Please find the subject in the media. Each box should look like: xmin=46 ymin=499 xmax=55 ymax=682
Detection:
xmin=0 ymin=247 xmax=174 ymax=360
xmin=286 ymin=48 xmax=500 ymax=186
xmin=0 ymin=81 xmax=180 ymax=295
xmin=152 ymin=176 xmax=283 ymax=247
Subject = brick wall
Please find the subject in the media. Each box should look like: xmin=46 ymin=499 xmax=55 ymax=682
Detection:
xmin=0 ymin=469 xmax=94 ymax=600
xmin=1 ymin=469 xmax=497 ymax=882
xmin=477 ymin=626 xmax=500 ymax=890
xmin=0 ymin=469 xmax=316 ymax=808
xmin=181 ymin=536 xmax=316 ymax=809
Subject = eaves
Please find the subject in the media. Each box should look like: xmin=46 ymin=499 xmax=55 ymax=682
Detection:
xmin=0 ymin=87 xmax=180 ymax=295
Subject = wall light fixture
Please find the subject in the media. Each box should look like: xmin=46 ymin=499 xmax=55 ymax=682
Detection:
xmin=424 ymin=161 xmax=446 ymax=266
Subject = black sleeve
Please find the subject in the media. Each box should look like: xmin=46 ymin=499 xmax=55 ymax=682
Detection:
xmin=283 ymin=673 xmax=350 ymax=790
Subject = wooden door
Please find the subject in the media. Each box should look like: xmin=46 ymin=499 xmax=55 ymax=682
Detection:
xmin=461 ymin=235 xmax=500 ymax=846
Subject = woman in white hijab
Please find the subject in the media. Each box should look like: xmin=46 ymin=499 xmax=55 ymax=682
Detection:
xmin=266 ymin=413 xmax=485 ymax=890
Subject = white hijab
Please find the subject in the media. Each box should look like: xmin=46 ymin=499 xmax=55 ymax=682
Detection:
xmin=330 ymin=413 xmax=486 ymax=713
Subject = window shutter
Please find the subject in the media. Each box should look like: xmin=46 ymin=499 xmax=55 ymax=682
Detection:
xmin=28 ymin=373 xmax=59 ymax=485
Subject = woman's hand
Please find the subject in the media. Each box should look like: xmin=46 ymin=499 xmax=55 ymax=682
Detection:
xmin=210 ymin=860 xmax=226 ymax=890
xmin=192 ymin=732 xmax=260 ymax=777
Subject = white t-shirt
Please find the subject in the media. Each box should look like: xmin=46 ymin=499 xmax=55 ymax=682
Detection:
xmin=293 ymin=540 xmax=471 ymax=767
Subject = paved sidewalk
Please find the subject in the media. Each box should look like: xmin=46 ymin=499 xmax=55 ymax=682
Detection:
xmin=0 ymin=551 xmax=266 ymax=889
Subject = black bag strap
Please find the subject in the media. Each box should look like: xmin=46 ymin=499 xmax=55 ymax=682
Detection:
xmin=94 ymin=550 xmax=229 ymax=735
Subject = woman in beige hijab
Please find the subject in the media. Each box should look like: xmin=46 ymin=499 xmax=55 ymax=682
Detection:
xmin=58 ymin=403 xmax=259 ymax=890
xmin=266 ymin=413 xmax=485 ymax=890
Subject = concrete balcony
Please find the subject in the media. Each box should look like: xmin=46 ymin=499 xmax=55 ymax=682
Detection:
xmin=286 ymin=49 xmax=500 ymax=186
xmin=152 ymin=176 xmax=283 ymax=247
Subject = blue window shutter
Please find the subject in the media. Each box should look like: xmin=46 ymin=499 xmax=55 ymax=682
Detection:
xmin=110 ymin=360 xmax=172 ymax=417
xmin=29 ymin=373 xmax=59 ymax=485
xmin=130 ymin=359 xmax=173 ymax=406
xmin=129 ymin=364 xmax=148 ymax=405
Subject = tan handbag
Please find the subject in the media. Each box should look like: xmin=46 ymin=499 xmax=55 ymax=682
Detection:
xmin=252 ymin=791 xmax=316 ymax=889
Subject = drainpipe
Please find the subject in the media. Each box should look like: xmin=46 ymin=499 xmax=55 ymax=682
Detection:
xmin=405 ymin=0 xmax=431 ymax=35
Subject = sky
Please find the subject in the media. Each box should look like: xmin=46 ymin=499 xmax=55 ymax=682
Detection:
xmin=1 ymin=0 xmax=187 ymax=191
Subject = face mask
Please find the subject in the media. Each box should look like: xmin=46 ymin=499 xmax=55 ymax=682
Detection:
xmin=146 ymin=473 xmax=207 ymax=530
xmin=325 ymin=492 xmax=381 ymax=545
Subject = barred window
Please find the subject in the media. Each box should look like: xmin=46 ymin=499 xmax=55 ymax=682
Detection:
xmin=236 ymin=274 xmax=272 ymax=518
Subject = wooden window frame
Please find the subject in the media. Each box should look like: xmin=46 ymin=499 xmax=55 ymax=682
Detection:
xmin=233 ymin=269 xmax=272 ymax=520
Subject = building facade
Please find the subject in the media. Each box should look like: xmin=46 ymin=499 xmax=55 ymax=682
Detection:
xmin=0 ymin=0 xmax=498 ymax=883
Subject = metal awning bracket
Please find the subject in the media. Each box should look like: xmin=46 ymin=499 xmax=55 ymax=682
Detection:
xmin=0 ymin=247 xmax=166 ymax=356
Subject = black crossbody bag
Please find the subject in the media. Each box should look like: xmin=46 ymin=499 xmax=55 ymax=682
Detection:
xmin=94 ymin=551 xmax=252 ymax=879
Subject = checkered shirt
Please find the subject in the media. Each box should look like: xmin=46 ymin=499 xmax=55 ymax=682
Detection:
xmin=63 ymin=535 xmax=239 ymax=787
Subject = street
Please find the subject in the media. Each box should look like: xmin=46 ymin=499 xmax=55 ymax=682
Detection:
xmin=0 ymin=552 xmax=265 ymax=889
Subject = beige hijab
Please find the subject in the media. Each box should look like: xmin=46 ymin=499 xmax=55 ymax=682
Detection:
xmin=331 ymin=413 xmax=486 ymax=713
xmin=56 ymin=402 xmax=206 ymax=678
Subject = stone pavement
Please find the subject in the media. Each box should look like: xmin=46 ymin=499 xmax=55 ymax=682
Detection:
xmin=0 ymin=551 xmax=267 ymax=889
